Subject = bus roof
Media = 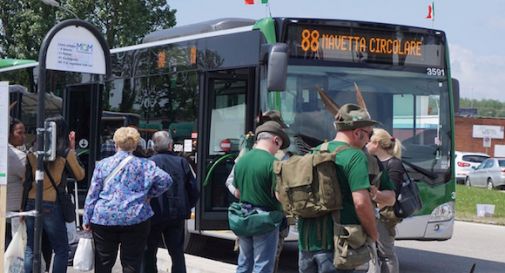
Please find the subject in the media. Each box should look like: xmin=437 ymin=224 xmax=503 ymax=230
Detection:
xmin=142 ymin=18 xmax=256 ymax=43
xmin=0 ymin=58 xmax=37 ymax=73
xmin=0 ymin=58 xmax=36 ymax=69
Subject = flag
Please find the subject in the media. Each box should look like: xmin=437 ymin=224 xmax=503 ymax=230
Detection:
xmin=244 ymin=0 xmax=268 ymax=4
xmin=426 ymin=1 xmax=435 ymax=20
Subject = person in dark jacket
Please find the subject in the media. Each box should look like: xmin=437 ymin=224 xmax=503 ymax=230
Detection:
xmin=142 ymin=130 xmax=198 ymax=273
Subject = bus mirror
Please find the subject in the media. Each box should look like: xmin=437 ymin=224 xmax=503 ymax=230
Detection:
xmin=44 ymin=121 xmax=57 ymax=161
xmin=267 ymin=43 xmax=288 ymax=92
xmin=452 ymin=78 xmax=460 ymax=113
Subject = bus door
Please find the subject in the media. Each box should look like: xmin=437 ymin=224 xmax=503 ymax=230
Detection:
xmin=63 ymin=83 xmax=102 ymax=208
xmin=197 ymin=68 xmax=256 ymax=230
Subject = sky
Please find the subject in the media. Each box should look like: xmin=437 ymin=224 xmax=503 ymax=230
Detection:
xmin=169 ymin=0 xmax=505 ymax=101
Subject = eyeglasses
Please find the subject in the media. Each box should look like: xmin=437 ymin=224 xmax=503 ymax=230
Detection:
xmin=358 ymin=128 xmax=374 ymax=139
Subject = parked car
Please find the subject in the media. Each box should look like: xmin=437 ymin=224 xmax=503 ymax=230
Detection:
xmin=455 ymin=151 xmax=490 ymax=184
xmin=465 ymin=157 xmax=505 ymax=189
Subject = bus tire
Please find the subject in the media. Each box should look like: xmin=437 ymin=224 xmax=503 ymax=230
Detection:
xmin=184 ymin=222 xmax=207 ymax=254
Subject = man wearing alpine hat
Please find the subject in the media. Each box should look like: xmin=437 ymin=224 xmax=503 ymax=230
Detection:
xmin=298 ymin=103 xmax=380 ymax=273
xmin=232 ymin=121 xmax=290 ymax=273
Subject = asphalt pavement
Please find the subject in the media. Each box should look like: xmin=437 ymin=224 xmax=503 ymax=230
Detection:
xmin=66 ymin=250 xmax=237 ymax=273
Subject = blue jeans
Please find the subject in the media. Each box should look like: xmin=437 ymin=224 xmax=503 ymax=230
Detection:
xmin=24 ymin=200 xmax=69 ymax=273
xmin=299 ymin=250 xmax=354 ymax=273
xmin=236 ymin=227 xmax=279 ymax=273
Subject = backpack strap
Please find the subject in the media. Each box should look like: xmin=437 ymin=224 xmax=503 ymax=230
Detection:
xmin=318 ymin=142 xmax=350 ymax=153
xmin=320 ymin=141 xmax=330 ymax=152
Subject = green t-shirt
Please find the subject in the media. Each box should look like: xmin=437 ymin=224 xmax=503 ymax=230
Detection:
xmin=233 ymin=148 xmax=281 ymax=211
xmin=298 ymin=141 xmax=371 ymax=251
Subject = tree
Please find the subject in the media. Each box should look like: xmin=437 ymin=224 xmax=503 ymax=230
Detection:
xmin=460 ymin=98 xmax=505 ymax=118
xmin=0 ymin=0 xmax=57 ymax=59
xmin=0 ymin=0 xmax=176 ymax=59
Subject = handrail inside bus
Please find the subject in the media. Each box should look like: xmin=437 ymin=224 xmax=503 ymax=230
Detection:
xmin=203 ymin=153 xmax=236 ymax=187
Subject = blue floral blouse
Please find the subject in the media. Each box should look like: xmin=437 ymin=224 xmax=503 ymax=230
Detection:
xmin=83 ymin=151 xmax=172 ymax=226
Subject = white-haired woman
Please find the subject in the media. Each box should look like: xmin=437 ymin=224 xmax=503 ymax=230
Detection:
xmin=366 ymin=128 xmax=404 ymax=273
xmin=83 ymin=127 xmax=172 ymax=273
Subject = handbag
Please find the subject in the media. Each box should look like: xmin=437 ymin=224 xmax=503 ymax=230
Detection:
xmin=45 ymin=164 xmax=76 ymax=223
xmin=4 ymin=221 xmax=26 ymax=273
xmin=73 ymin=236 xmax=94 ymax=271
xmin=393 ymin=164 xmax=423 ymax=218
xmin=228 ymin=202 xmax=283 ymax=237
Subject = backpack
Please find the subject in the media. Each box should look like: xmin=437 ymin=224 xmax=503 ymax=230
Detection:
xmin=273 ymin=142 xmax=349 ymax=218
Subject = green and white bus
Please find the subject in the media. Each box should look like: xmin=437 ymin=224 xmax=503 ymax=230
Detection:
xmin=1 ymin=17 xmax=456 ymax=247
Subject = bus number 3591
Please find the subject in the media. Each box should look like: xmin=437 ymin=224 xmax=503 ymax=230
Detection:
xmin=426 ymin=67 xmax=445 ymax=76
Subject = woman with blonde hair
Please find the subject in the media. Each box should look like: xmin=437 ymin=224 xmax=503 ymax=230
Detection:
xmin=366 ymin=128 xmax=404 ymax=273
xmin=83 ymin=127 xmax=172 ymax=273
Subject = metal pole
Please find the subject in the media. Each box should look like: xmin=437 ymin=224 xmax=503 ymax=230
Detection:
xmin=33 ymin=58 xmax=46 ymax=273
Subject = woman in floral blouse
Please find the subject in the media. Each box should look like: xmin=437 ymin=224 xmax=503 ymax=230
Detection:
xmin=83 ymin=127 xmax=172 ymax=273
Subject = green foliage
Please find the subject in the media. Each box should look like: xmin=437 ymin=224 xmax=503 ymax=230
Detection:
xmin=456 ymin=185 xmax=505 ymax=225
xmin=0 ymin=0 xmax=176 ymax=59
xmin=460 ymin=98 xmax=505 ymax=117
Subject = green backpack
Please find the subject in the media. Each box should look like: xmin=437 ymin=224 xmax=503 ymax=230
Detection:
xmin=273 ymin=143 xmax=349 ymax=218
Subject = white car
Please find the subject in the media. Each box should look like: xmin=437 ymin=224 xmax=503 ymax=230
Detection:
xmin=455 ymin=151 xmax=489 ymax=184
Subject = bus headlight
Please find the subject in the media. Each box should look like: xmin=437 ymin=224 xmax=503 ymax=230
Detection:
xmin=429 ymin=201 xmax=454 ymax=222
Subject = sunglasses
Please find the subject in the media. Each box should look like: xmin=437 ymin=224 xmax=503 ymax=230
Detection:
xmin=358 ymin=128 xmax=374 ymax=139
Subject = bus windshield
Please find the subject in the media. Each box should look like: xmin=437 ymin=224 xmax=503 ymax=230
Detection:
xmin=275 ymin=65 xmax=451 ymax=179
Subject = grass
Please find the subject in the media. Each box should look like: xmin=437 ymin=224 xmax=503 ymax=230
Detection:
xmin=455 ymin=184 xmax=505 ymax=225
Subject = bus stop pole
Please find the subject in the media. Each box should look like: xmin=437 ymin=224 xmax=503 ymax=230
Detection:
xmin=33 ymin=53 xmax=47 ymax=273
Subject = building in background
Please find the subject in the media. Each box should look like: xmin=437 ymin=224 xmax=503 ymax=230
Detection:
xmin=455 ymin=116 xmax=505 ymax=157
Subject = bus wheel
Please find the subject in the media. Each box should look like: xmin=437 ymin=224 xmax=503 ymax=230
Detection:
xmin=184 ymin=222 xmax=207 ymax=254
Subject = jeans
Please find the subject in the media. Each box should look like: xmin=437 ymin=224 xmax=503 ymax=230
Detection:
xmin=24 ymin=200 xmax=69 ymax=273
xmin=367 ymin=220 xmax=399 ymax=273
xmin=142 ymin=219 xmax=186 ymax=273
xmin=92 ymin=220 xmax=151 ymax=273
xmin=298 ymin=250 xmax=354 ymax=273
xmin=237 ymin=227 xmax=279 ymax=273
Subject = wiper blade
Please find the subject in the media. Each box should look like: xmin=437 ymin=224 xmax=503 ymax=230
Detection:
xmin=402 ymin=160 xmax=438 ymax=180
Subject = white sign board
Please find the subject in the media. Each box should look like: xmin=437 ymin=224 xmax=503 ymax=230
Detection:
xmin=0 ymin=82 xmax=8 ymax=185
xmin=494 ymin=145 xmax=505 ymax=157
xmin=472 ymin=125 xmax=504 ymax=139
xmin=46 ymin=25 xmax=106 ymax=74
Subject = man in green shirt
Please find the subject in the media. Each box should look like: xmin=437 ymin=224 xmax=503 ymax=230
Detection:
xmin=298 ymin=104 xmax=394 ymax=273
xmin=233 ymin=121 xmax=290 ymax=273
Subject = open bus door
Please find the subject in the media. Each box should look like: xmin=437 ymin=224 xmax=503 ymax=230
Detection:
xmin=63 ymin=83 xmax=102 ymax=209
xmin=194 ymin=68 xmax=256 ymax=235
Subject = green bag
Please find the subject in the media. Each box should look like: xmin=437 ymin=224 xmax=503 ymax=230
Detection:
xmin=228 ymin=202 xmax=283 ymax=237
xmin=274 ymin=143 xmax=349 ymax=218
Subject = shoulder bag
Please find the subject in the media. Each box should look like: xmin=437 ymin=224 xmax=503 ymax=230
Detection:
xmin=228 ymin=202 xmax=283 ymax=237
xmin=393 ymin=163 xmax=423 ymax=218
xmin=333 ymin=222 xmax=373 ymax=270
xmin=103 ymin=155 xmax=133 ymax=188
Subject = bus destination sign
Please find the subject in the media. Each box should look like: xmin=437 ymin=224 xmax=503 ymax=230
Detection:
xmin=286 ymin=24 xmax=445 ymax=67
